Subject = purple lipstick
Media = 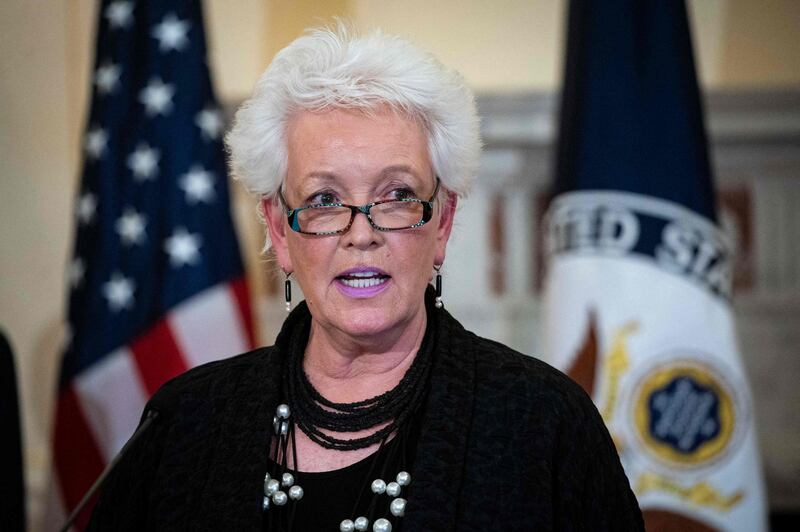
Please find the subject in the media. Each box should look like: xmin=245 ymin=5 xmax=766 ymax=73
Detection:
xmin=335 ymin=267 xmax=391 ymax=298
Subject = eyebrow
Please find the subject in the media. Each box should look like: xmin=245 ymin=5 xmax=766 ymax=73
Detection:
xmin=300 ymin=171 xmax=338 ymax=186
xmin=298 ymin=165 xmax=426 ymax=189
xmin=379 ymin=165 xmax=422 ymax=180
xmin=287 ymin=173 xmax=338 ymax=202
xmin=302 ymin=165 xmax=421 ymax=179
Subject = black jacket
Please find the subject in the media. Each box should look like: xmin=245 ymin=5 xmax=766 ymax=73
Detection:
xmin=89 ymin=297 xmax=643 ymax=531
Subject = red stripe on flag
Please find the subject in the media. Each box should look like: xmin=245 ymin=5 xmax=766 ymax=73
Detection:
xmin=53 ymin=386 xmax=105 ymax=528
xmin=230 ymin=276 xmax=256 ymax=348
xmin=130 ymin=319 xmax=189 ymax=395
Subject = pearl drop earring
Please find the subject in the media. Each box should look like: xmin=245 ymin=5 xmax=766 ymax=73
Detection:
xmin=284 ymin=272 xmax=292 ymax=312
xmin=433 ymin=265 xmax=443 ymax=309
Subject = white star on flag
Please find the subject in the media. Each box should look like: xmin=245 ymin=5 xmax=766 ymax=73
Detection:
xmin=84 ymin=127 xmax=108 ymax=161
xmin=102 ymin=272 xmax=135 ymax=312
xmin=164 ymin=228 xmax=203 ymax=267
xmin=152 ymin=13 xmax=191 ymax=52
xmin=69 ymin=258 xmax=85 ymax=289
xmin=105 ymin=1 xmax=134 ymax=30
xmin=115 ymin=208 xmax=147 ymax=246
xmin=195 ymin=107 xmax=223 ymax=141
xmin=139 ymin=78 xmax=175 ymax=116
xmin=179 ymin=166 xmax=216 ymax=204
xmin=127 ymin=143 xmax=160 ymax=181
xmin=76 ymin=193 xmax=97 ymax=225
xmin=94 ymin=62 xmax=122 ymax=95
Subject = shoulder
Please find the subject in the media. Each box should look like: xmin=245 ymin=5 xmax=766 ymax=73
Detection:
xmin=89 ymin=346 xmax=280 ymax=529
xmin=447 ymin=322 xmax=602 ymax=430
xmin=462 ymin=326 xmax=589 ymax=404
xmin=148 ymin=345 xmax=276 ymax=407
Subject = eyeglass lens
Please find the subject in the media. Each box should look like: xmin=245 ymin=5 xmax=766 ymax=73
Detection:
xmin=297 ymin=201 xmax=426 ymax=233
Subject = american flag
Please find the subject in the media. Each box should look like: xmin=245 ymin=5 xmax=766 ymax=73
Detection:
xmin=51 ymin=0 xmax=255 ymax=527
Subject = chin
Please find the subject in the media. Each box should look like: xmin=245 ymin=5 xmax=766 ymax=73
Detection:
xmin=335 ymin=308 xmax=402 ymax=339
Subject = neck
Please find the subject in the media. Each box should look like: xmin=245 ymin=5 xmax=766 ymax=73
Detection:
xmin=303 ymin=307 xmax=428 ymax=404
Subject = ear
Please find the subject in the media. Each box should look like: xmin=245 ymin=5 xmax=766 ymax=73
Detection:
xmin=434 ymin=190 xmax=458 ymax=266
xmin=262 ymin=197 xmax=293 ymax=273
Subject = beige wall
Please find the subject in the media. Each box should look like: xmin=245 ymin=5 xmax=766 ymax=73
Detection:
xmin=1 ymin=0 xmax=799 ymax=528
xmin=352 ymin=0 xmax=566 ymax=91
xmin=716 ymin=0 xmax=800 ymax=86
xmin=0 ymin=3 xmax=75 ymax=517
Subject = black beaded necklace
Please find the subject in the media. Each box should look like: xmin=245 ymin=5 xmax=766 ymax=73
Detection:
xmin=287 ymin=323 xmax=434 ymax=451
xmin=262 ymin=294 xmax=437 ymax=531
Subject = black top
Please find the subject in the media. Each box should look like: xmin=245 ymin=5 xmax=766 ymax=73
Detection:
xmin=278 ymin=454 xmax=379 ymax=531
xmin=270 ymin=431 xmax=411 ymax=531
xmin=88 ymin=290 xmax=644 ymax=531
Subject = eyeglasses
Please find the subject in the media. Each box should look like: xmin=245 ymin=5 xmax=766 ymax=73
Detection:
xmin=279 ymin=179 xmax=440 ymax=235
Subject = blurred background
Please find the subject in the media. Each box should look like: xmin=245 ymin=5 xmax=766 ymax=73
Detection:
xmin=1 ymin=0 xmax=798 ymax=529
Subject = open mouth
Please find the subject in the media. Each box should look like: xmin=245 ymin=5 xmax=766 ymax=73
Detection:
xmin=336 ymin=268 xmax=391 ymax=289
xmin=337 ymin=270 xmax=390 ymax=288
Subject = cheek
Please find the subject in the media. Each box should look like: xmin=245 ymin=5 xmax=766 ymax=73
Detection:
xmin=390 ymin=233 xmax=438 ymax=279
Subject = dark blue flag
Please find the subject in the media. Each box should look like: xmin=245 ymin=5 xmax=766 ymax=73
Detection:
xmin=554 ymin=0 xmax=716 ymax=220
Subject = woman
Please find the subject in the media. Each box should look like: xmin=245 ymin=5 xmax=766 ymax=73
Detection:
xmin=89 ymin=26 xmax=643 ymax=531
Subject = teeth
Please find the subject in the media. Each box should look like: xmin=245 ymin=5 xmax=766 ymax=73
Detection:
xmin=341 ymin=277 xmax=388 ymax=288
xmin=349 ymin=271 xmax=381 ymax=278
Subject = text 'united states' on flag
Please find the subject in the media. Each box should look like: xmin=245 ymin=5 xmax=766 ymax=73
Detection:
xmin=50 ymin=1 xmax=255 ymax=528
xmin=542 ymin=1 xmax=767 ymax=530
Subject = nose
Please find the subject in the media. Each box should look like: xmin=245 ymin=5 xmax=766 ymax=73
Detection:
xmin=342 ymin=208 xmax=381 ymax=249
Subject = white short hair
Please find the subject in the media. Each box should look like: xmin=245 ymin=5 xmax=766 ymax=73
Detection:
xmin=225 ymin=24 xmax=482 ymax=199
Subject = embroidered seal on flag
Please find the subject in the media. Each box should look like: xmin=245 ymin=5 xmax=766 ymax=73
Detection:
xmin=630 ymin=357 xmax=747 ymax=471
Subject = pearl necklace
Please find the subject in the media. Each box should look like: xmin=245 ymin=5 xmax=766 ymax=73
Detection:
xmin=262 ymin=297 xmax=438 ymax=530
xmin=262 ymin=403 xmax=413 ymax=532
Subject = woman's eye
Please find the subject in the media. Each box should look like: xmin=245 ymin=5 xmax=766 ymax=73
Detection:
xmin=389 ymin=188 xmax=416 ymax=201
xmin=310 ymin=192 xmax=338 ymax=205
